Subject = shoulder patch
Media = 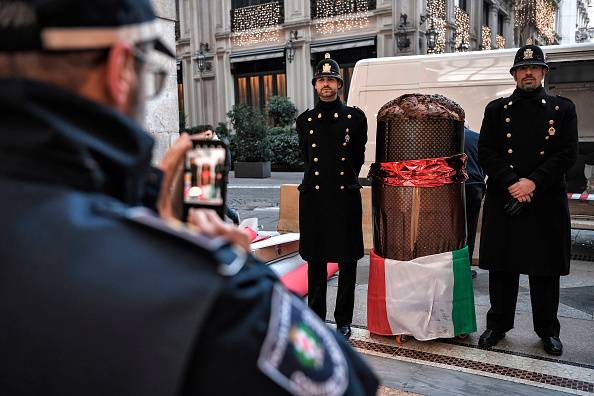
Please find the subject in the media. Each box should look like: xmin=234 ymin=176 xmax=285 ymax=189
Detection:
xmin=94 ymin=204 xmax=246 ymax=276
xmin=258 ymin=284 xmax=349 ymax=396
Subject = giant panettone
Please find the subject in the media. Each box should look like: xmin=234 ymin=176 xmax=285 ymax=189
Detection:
xmin=372 ymin=94 xmax=467 ymax=261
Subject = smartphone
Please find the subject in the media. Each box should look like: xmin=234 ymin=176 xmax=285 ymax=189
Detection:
xmin=182 ymin=140 xmax=228 ymax=219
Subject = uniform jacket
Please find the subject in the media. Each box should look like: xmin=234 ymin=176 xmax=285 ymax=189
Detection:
xmin=478 ymin=86 xmax=578 ymax=276
xmin=296 ymin=98 xmax=368 ymax=262
xmin=0 ymin=78 xmax=379 ymax=396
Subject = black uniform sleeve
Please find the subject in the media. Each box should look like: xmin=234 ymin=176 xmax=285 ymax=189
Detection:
xmin=182 ymin=258 xmax=379 ymax=396
xmin=528 ymin=101 xmax=578 ymax=193
xmin=296 ymin=113 xmax=309 ymax=165
xmin=352 ymin=109 xmax=368 ymax=177
xmin=478 ymin=101 xmax=520 ymax=190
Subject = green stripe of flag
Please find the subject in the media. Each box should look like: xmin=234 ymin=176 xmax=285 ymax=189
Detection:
xmin=452 ymin=246 xmax=477 ymax=335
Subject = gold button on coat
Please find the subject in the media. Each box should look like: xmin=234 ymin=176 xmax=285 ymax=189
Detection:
xmin=317 ymin=113 xmax=322 ymax=118
xmin=509 ymin=101 xmax=513 ymax=106
xmin=341 ymin=157 xmax=346 ymax=161
xmin=340 ymin=171 xmax=344 ymax=175
xmin=334 ymin=113 xmax=338 ymax=118
xmin=315 ymin=171 xmax=320 ymax=176
xmin=545 ymin=136 xmax=550 ymax=140
xmin=549 ymin=120 xmax=555 ymax=125
xmin=340 ymin=186 xmax=345 ymax=190
xmin=555 ymin=106 xmax=560 ymax=110
xmin=312 ymin=143 xmax=316 ymax=148
xmin=314 ymin=157 xmax=319 ymax=162
xmin=309 ymin=130 xmax=314 ymax=135
xmin=510 ymin=165 xmax=514 ymax=168
xmin=506 ymin=133 xmax=512 ymax=138
xmin=308 ymin=117 xmax=312 ymax=122
xmin=505 ymin=118 xmax=511 ymax=123
xmin=540 ymin=151 xmax=545 ymax=155
xmin=343 ymin=143 xmax=347 ymax=146
xmin=508 ymin=149 xmax=513 ymax=154
xmin=315 ymin=185 xmax=320 ymax=190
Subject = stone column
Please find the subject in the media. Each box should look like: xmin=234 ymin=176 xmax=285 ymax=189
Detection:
xmin=287 ymin=42 xmax=313 ymax=113
xmin=489 ymin=5 xmax=498 ymax=49
xmin=145 ymin=0 xmax=180 ymax=163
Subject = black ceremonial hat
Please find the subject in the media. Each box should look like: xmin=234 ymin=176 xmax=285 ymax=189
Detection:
xmin=510 ymin=45 xmax=549 ymax=74
xmin=312 ymin=53 xmax=343 ymax=86
xmin=0 ymin=0 xmax=174 ymax=57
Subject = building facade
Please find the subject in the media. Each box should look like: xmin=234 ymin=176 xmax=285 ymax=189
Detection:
xmin=176 ymin=0 xmax=529 ymax=127
xmin=557 ymin=0 xmax=592 ymax=44
xmin=144 ymin=0 xmax=180 ymax=162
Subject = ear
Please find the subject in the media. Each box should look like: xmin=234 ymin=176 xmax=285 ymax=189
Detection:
xmin=106 ymin=42 xmax=136 ymax=109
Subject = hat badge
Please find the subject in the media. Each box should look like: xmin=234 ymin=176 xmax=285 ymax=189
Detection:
xmin=322 ymin=63 xmax=331 ymax=73
xmin=523 ymin=48 xmax=534 ymax=60
xmin=325 ymin=53 xmax=331 ymax=59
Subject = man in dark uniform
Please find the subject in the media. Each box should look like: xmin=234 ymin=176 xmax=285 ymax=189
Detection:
xmin=477 ymin=45 xmax=578 ymax=356
xmin=296 ymin=54 xmax=368 ymax=339
xmin=0 ymin=2 xmax=379 ymax=395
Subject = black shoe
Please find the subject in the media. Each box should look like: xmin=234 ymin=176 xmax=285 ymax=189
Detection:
xmin=337 ymin=325 xmax=352 ymax=339
xmin=478 ymin=329 xmax=505 ymax=348
xmin=542 ymin=336 xmax=563 ymax=356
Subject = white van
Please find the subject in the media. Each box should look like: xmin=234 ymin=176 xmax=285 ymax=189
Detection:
xmin=347 ymin=43 xmax=594 ymax=186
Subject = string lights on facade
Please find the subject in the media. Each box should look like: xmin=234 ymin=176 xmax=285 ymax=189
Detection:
xmin=426 ymin=0 xmax=446 ymax=54
xmin=482 ymin=26 xmax=492 ymax=50
xmin=514 ymin=0 xmax=558 ymax=44
xmin=454 ymin=6 xmax=470 ymax=52
xmin=231 ymin=1 xmax=282 ymax=46
xmin=496 ymin=35 xmax=506 ymax=49
xmin=313 ymin=0 xmax=370 ymax=35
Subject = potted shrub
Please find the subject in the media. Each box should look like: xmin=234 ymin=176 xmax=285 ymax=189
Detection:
xmin=227 ymin=104 xmax=271 ymax=178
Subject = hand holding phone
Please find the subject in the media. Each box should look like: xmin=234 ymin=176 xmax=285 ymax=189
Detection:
xmin=182 ymin=140 xmax=228 ymax=219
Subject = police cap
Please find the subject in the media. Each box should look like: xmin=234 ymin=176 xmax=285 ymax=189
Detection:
xmin=312 ymin=53 xmax=343 ymax=87
xmin=0 ymin=0 xmax=174 ymax=57
xmin=510 ymin=45 xmax=549 ymax=74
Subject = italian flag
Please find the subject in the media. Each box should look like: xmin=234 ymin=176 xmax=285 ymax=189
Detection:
xmin=367 ymin=247 xmax=476 ymax=340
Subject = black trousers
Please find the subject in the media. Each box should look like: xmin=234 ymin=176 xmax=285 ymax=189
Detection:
xmin=465 ymin=184 xmax=484 ymax=260
xmin=487 ymin=271 xmax=561 ymax=338
xmin=307 ymin=260 xmax=357 ymax=326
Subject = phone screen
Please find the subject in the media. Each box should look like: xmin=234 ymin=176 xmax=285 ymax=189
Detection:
xmin=183 ymin=143 xmax=227 ymax=207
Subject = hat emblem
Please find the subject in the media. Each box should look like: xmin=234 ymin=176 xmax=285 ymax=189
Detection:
xmin=322 ymin=63 xmax=331 ymax=73
xmin=523 ymin=49 xmax=534 ymax=60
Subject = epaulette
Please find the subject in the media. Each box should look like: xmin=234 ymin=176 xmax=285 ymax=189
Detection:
xmin=93 ymin=202 xmax=246 ymax=276
xmin=296 ymin=108 xmax=310 ymax=123
xmin=556 ymin=95 xmax=574 ymax=105
xmin=486 ymin=97 xmax=505 ymax=110
xmin=352 ymin=105 xmax=366 ymax=117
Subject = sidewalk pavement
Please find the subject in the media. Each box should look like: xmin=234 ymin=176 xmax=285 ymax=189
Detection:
xmin=230 ymin=172 xmax=594 ymax=395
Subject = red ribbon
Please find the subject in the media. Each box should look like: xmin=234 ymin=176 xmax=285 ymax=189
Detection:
xmin=369 ymin=154 xmax=468 ymax=187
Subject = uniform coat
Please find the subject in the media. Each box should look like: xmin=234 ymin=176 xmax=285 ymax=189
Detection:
xmin=0 ymin=79 xmax=379 ymax=396
xmin=478 ymin=87 xmax=578 ymax=276
xmin=296 ymin=98 xmax=368 ymax=263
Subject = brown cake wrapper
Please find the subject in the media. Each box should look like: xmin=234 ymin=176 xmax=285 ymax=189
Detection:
xmin=372 ymin=94 xmax=467 ymax=260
